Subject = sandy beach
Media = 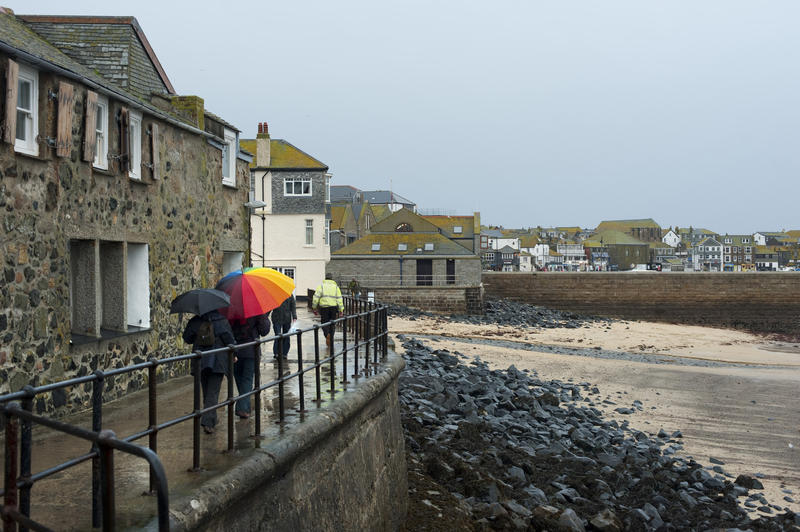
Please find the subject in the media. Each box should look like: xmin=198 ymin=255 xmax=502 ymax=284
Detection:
xmin=390 ymin=315 xmax=800 ymax=515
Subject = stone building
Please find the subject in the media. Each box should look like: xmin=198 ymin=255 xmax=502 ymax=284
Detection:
xmin=595 ymin=218 xmax=663 ymax=243
xmin=239 ymin=123 xmax=330 ymax=296
xmin=0 ymin=11 xmax=250 ymax=406
xmin=327 ymin=209 xmax=483 ymax=313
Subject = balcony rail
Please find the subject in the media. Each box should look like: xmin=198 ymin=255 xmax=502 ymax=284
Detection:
xmin=0 ymin=296 xmax=388 ymax=531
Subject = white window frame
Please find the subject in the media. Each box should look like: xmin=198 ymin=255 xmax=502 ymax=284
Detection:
xmin=324 ymin=219 xmax=331 ymax=245
xmin=222 ymin=128 xmax=236 ymax=187
xmin=126 ymin=243 xmax=150 ymax=329
xmin=453 ymin=226 xmax=463 ymax=234
xmin=325 ymin=174 xmax=331 ymax=203
xmin=15 ymin=64 xmax=39 ymax=156
xmin=371 ymin=243 xmax=381 ymax=251
xmin=397 ymin=243 xmax=407 ymax=251
xmin=305 ymin=219 xmax=314 ymax=246
xmin=285 ymin=177 xmax=312 ymax=196
xmin=128 ymin=110 xmax=142 ymax=180
xmin=424 ymin=243 xmax=434 ymax=251
xmin=93 ymin=95 xmax=109 ymax=170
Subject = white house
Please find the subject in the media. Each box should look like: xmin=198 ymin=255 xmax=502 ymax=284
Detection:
xmin=662 ymin=229 xmax=680 ymax=248
xmin=241 ymin=122 xmax=331 ymax=297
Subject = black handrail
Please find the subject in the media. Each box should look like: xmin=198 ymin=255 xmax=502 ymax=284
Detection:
xmin=0 ymin=296 xmax=389 ymax=531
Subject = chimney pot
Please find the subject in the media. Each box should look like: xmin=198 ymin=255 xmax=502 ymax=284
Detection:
xmin=258 ymin=123 xmax=262 ymax=134
xmin=263 ymin=122 xmax=268 ymax=135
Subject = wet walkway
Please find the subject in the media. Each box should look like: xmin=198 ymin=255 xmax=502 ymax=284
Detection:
xmin=2 ymin=307 xmax=388 ymax=530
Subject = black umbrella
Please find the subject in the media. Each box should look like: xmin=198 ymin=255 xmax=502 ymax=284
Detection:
xmin=170 ymin=288 xmax=230 ymax=316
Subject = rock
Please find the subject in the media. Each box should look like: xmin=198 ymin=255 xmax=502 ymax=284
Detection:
xmin=533 ymin=505 xmax=560 ymax=520
xmin=590 ymin=509 xmax=622 ymax=532
xmin=558 ymin=508 xmax=586 ymax=532
xmin=735 ymin=475 xmax=764 ymax=490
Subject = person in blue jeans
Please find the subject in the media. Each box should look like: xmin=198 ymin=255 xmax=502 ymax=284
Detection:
xmin=230 ymin=313 xmax=270 ymax=419
xmin=271 ymin=295 xmax=297 ymax=360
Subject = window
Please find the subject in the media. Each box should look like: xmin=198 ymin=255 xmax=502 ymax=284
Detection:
xmin=395 ymin=223 xmax=412 ymax=232
xmin=222 ymin=128 xmax=236 ymax=186
xmin=424 ymin=243 xmax=434 ymax=251
xmin=325 ymin=174 xmax=331 ymax=203
xmin=93 ymin=95 xmax=109 ymax=169
xmin=128 ymin=110 xmax=142 ymax=179
xmin=285 ymin=177 xmax=311 ymax=196
xmin=745 ymin=246 xmax=751 ymax=253
xmin=371 ymin=243 xmax=381 ymax=251
xmin=743 ymin=238 xmax=750 ymax=243
xmin=15 ymin=64 xmax=39 ymax=156
xmin=724 ymin=238 xmax=731 ymax=244
xmin=324 ymin=219 xmax=331 ymax=245
xmin=70 ymin=240 xmax=150 ymax=339
xmin=305 ymin=219 xmax=314 ymax=245
xmin=453 ymin=226 xmax=463 ymax=234
xmin=486 ymin=252 xmax=495 ymax=261
xmin=725 ymin=247 xmax=730 ymax=253
xmin=249 ymin=171 xmax=256 ymax=202
xmin=397 ymin=243 xmax=407 ymax=251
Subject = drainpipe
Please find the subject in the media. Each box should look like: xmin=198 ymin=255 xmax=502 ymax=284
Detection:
xmin=399 ymin=255 xmax=404 ymax=286
xmin=261 ymin=172 xmax=267 ymax=267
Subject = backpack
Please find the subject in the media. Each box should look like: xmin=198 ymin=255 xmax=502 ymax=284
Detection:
xmin=196 ymin=319 xmax=215 ymax=347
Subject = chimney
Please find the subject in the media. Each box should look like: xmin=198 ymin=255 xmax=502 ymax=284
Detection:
xmin=256 ymin=121 xmax=270 ymax=167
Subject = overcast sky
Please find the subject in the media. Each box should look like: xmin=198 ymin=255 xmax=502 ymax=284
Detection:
xmin=21 ymin=1 xmax=800 ymax=233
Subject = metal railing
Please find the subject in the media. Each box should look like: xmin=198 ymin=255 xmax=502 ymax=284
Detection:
xmin=0 ymin=296 xmax=388 ymax=531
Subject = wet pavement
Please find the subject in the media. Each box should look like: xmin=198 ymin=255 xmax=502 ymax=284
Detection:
xmin=1 ymin=307 xmax=387 ymax=530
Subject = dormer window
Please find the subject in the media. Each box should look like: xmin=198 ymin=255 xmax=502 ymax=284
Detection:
xmin=222 ymin=128 xmax=236 ymax=186
xmin=371 ymin=243 xmax=381 ymax=251
xmin=285 ymin=177 xmax=311 ymax=196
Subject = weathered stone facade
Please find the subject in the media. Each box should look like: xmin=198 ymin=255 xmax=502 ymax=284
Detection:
xmin=328 ymin=257 xmax=482 ymax=288
xmin=0 ymin=13 xmax=250 ymax=413
xmin=270 ymin=170 xmax=327 ymax=215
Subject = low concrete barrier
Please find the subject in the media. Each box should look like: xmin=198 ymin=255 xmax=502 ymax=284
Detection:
xmin=150 ymin=352 xmax=407 ymax=531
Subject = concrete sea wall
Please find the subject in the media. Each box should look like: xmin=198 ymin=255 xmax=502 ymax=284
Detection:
xmin=156 ymin=352 xmax=408 ymax=532
xmin=483 ymin=272 xmax=800 ymax=334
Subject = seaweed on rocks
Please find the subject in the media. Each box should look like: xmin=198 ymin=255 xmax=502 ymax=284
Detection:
xmin=398 ymin=336 xmax=800 ymax=531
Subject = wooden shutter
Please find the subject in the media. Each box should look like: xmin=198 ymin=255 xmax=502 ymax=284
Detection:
xmin=150 ymin=123 xmax=159 ymax=179
xmin=83 ymin=90 xmax=98 ymax=162
xmin=3 ymin=59 xmax=18 ymax=144
xmin=56 ymin=81 xmax=74 ymax=157
xmin=119 ymin=107 xmax=129 ymax=173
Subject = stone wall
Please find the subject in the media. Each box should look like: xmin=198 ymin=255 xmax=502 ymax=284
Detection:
xmin=328 ymin=257 xmax=482 ymax=287
xmin=0 ymin=53 xmax=250 ymax=411
xmin=159 ymin=353 xmax=408 ymax=532
xmin=372 ymin=286 xmax=480 ymax=314
xmin=482 ymin=272 xmax=800 ymax=333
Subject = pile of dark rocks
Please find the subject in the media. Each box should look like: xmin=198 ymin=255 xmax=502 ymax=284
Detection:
xmin=399 ymin=337 xmax=799 ymax=531
xmin=389 ymin=298 xmax=613 ymax=329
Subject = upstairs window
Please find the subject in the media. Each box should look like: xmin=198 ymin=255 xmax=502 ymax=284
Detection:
xmin=285 ymin=177 xmax=311 ymax=196
xmin=325 ymin=174 xmax=331 ymax=203
xmin=15 ymin=63 xmax=39 ymax=156
xmin=305 ymin=219 xmax=314 ymax=245
xmin=324 ymin=219 xmax=331 ymax=245
xmin=424 ymin=243 xmax=434 ymax=251
xmin=93 ymin=95 xmax=109 ymax=170
xmin=453 ymin=226 xmax=463 ymax=234
xmin=371 ymin=243 xmax=381 ymax=251
xmin=222 ymin=128 xmax=236 ymax=186
xmin=128 ymin=110 xmax=142 ymax=180
xmin=397 ymin=243 xmax=407 ymax=251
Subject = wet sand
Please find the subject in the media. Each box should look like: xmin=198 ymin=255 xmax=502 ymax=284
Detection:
xmin=390 ymin=316 xmax=800 ymax=515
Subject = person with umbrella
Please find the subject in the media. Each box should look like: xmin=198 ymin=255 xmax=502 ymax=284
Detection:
xmin=271 ymin=293 xmax=297 ymax=361
xmin=172 ymin=289 xmax=236 ymax=435
xmin=229 ymin=313 xmax=270 ymax=419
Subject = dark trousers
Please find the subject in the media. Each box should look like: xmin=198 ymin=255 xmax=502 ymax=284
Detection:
xmin=320 ymin=306 xmax=339 ymax=340
xmin=233 ymin=357 xmax=255 ymax=414
xmin=200 ymin=369 xmax=224 ymax=428
xmin=272 ymin=321 xmax=292 ymax=358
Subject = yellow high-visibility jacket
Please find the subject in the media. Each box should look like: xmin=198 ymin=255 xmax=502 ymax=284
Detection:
xmin=312 ymin=279 xmax=344 ymax=311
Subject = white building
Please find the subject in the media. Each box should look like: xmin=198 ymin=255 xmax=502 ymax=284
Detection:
xmin=662 ymin=229 xmax=680 ymax=247
xmin=241 ymin=122 xmax=331 ymax=297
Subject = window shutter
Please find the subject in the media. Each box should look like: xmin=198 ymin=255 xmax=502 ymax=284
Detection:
xmin=150 ymin=123 xmax=159 ymax=179
xmin=56 ymin=81 xmax=74 ymax=157
xmin=83 ymin=90 xmax=97 ymax=162
xmin=3 ymin=59 xmax=18 ymax=144
xmin=119 ymin=107 xmax=129 ymax=173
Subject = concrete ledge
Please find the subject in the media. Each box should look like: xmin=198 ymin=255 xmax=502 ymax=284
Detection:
xmin=146 ymin=353 xmax=407 ymax=531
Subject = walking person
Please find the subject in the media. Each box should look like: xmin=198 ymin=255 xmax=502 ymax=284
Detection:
xmin=271 ymin=295 xmax=297 ymax=360
xmin=312 ymin=273 xmax=344 ymax=348
xmin=183 ymin=309 xmax=235 ymax=434
xmin=230 ymin=313 xmax=270 ymax=419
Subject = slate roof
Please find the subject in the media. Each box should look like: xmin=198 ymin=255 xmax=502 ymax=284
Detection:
xmin=596 ymin=218 xmax=661 ymax=232
xmin=330 ymin=185 xmax=360 ymax=203
xmin=370 ymin=204 xmax=392 ymax=222
xmin=332 ymin=232 xmax=474 ymax=257
xmin=423 ymin=215 xmax=475 ymax=237
xmin=697 ymin=237 xmax=722 ymax=247
xmin=238 ymin=139 xmax=328 ymax=170
xmin=330 ymin=206 xmax=347 ymax=230
xmin=362 ymin=190 xmax=414 ymax=206
xmin=584 ymin=230 xmax=647 ymax=246
xmin=519 ymin=235 xmax=540 ymax=248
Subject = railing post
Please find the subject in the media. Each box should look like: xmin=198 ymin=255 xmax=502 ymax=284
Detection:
xmin=147 ymin=358 xmax=158 ymax=493
xmin=329 ymin=320 xmax=336 ymax=398
xmin=341 ymin=316 xmax=349 ymax=385
xmin=373 ymin=308 xmax=379 ymax=366
xmin=277 ymin=335 xmax=285 ymax=423
xmin=19 ymin=387 xmax=34 ymax=531
xmin=254 ymin=347 xmax=262 ymax=437
xmin=227 ymin=345 xmax=235 ymax=452
xmin=91 ymin=370 xmax=105 ymax=528
xmin=383 ymin=306 xmax=389 ymax=359
xmin=97 ymin=430 xmax=116 ymax=532
xmin=313 ymin=326 xmax=322 ymax=404
xmin=3 ymin=403 xmax=19 ymax=532
xmin=191 ymin=355 xmax=202 ymax=472
xmin=354 ymin=309 xmax=360 ymax=378
xmin=296 ymin=331 xmax=306 ymax=413
xmin=365 ymin=311 xmax=371 ymax=372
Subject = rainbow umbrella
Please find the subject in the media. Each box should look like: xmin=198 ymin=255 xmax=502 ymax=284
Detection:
xmin=215 ymin=267 xmax=295 ymax=321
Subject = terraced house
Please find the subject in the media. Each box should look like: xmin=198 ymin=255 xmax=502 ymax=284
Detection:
xmin=0 ymin=10 xmax=250 ymax=403
xmin=719 ymin=234 xmax=754 ymax=271
xmin=240 ymin=123 xmax=331 ymax=296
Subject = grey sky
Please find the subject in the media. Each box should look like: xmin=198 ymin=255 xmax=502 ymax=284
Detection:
xmin=21 ymin=1 xmax=800 ymax=233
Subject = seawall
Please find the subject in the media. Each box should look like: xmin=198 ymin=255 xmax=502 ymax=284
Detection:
xmin=150 ymin=352 xmax=408 ymax=532
xmin=482 ymin=272 xmax=800 ymax=334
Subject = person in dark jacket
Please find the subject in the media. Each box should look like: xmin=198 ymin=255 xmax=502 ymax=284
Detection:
xmin=271 ymin=295 xmax=297 ymax=360
xmin=230 ymin=313 xmax=270 ymax=418
xmin=183 ymin=309 xmax=236 ymax=434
